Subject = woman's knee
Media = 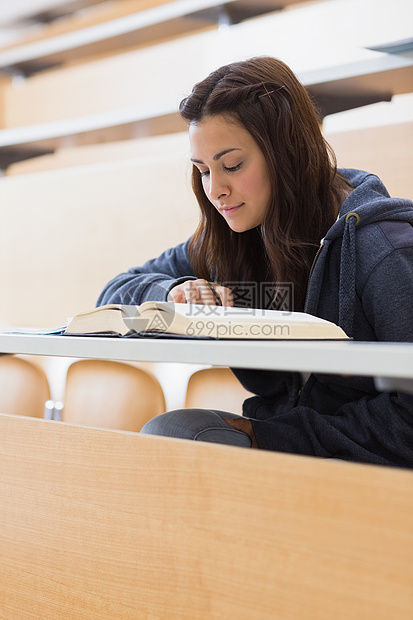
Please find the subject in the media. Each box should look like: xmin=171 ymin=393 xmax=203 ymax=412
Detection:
xmin=140 ymin=408 xmax=252 ymax=448
xmin=140 ymin=408 xmax=202 ymax=440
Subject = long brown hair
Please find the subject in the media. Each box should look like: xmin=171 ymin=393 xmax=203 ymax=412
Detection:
xmin=179 ymin=56 xmax=350 ymax=311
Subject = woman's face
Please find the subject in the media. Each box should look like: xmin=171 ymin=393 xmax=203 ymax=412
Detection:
xmin=189 ymin=114 xmax=272 ymax=233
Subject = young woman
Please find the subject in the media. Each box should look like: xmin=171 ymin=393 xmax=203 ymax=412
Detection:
xmin=97 ymin=56 xmax=413 ymax=468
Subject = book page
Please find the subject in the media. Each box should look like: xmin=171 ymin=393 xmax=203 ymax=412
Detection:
xmin=170 ymin=303 xmax=332 ymax=324
xmin=137 ymin=303 xmax=347 ymax=340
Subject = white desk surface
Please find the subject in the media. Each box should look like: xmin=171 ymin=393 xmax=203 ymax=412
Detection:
xmin=0 ymin=333 xmax=412 ymax=380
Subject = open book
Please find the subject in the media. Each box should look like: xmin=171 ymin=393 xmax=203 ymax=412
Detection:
xmin=64 ymin=302 xmax=349 ymax=340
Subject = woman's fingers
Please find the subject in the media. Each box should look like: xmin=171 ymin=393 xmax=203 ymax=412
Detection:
xmin=213 ymin=284 xmax=233 ymax=307
xmin=169 ymin=279 xmax=233 ymax=306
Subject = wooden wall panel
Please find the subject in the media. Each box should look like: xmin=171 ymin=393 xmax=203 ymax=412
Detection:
xmin=0 ymin=150 xmax=198 ymax=327
xmin=5 ymin=131 xmax=189 ymax=175
xmin=325 ymin=122 xmax=413 ymax=200
xmin=1 ymin=414 xmax=412 ymax=619
xmin=2 ymin=0 xmax=175 ymax=48
xmin=2 ymin=31 xmax=213 ymax=127
xmin=0 ymin=75 xmax=12 ymax=129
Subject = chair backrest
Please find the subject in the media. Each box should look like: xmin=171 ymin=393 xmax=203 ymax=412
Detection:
xmin=185 ymin=367 xmax=253 ymax=414
xmin=0 ymin=355 xmax=51 ymax=418
xmin=61 ymin=359 xmax=166 ymax=431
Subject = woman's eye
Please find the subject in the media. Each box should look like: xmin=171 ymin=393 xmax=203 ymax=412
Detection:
xmin=224 ymin=163 xmax=242 ymax=173
xmin=199 ymin=170 xmax=210 ymax=178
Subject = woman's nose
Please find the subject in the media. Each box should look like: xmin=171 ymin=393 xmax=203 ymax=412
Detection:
xmin=208 ymin=173 xmax=230 ymax=201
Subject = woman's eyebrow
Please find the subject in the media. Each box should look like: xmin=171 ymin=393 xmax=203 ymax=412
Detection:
xmin=191 ymin=147 xmax=242 ymax=164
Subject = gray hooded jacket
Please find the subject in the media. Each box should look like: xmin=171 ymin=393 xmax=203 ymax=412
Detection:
xmin=97 ymin=169 xmax=413 ymax=468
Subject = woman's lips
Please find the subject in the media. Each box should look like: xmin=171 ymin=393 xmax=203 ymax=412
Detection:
xmin=220 ymin=203 xmax=243 ymax=214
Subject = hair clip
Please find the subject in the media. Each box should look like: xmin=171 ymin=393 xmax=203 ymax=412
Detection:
xmin=257 ymin=83 xmax=278 ymax=111
xmin=258 ymin=85 xmax=274 ymax=98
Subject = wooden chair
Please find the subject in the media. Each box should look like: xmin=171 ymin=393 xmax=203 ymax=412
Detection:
xmin=185 ymin=367 xmax=253 ymax=414
xmin=0 ymin=355 xmax=50 ymax=418
xmin=61 ymin=359 xmax=166 ymax=432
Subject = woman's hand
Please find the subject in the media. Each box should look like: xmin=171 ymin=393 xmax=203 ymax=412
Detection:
xmin=223 ymin=417 xmax=258 ymax=448
xmin=168 ymin=279 xmax=233 ymax=306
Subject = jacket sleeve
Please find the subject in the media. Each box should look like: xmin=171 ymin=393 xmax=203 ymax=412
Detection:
xmin=97 ymin=240 xmax=196 ymax=306
xmin=247 ymin=248 xmax=413 ymax=469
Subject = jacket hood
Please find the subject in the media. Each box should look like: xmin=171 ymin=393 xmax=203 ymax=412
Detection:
xmin=305 ymin=169 xmax=413 ymax=337
xmin=327 ymin=169 xmax=413 ymax=241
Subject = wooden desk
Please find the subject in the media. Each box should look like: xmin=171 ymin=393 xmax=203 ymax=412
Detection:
xmin=1 ymin=411 xmax=413 ymax=620
xmin=1 ymin=333 xmax=413 ymax=618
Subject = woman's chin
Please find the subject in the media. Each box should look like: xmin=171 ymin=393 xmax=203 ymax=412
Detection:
xmin=227 ymin=222 xmax=257 ymax=234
